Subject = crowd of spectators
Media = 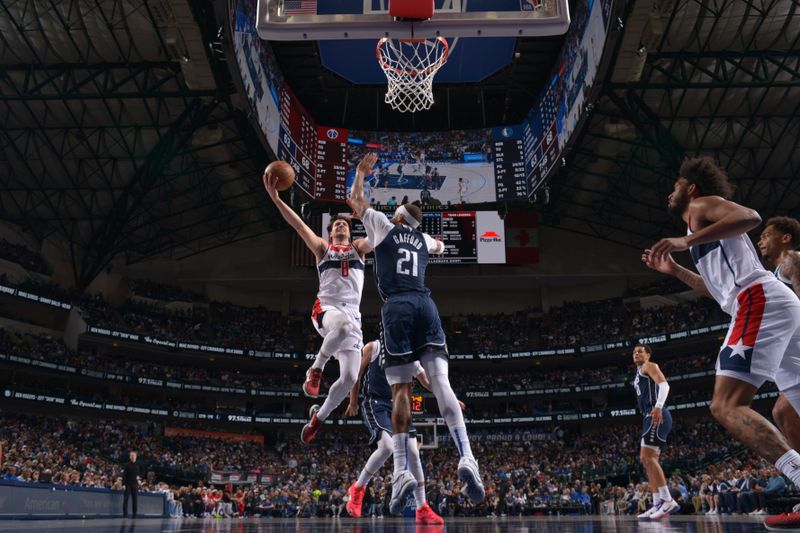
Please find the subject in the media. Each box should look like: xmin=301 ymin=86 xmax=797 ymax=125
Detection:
xmin=0 ymin=325 xmax=721 ymax=403
xmin=0 ymin=267 xmax=724 ymax=355
xmin=0 ymin=239 xmax=52 ymax=275
xmin=2 ymin=413 xmax=795 ymax=518
xmin=128 ymin=279 xmax=208 ymax=303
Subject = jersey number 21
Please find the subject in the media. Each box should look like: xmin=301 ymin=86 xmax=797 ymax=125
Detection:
xmin=396 ymin=249 xmax=419 ymax=277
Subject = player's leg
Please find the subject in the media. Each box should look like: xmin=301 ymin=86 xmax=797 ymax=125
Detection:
xmin=348 ymin=431 xmax=393 ymax=518
xmin=638 ymin=443 xmax=662 ymax=518
xmin=384 ymin=369 xmax=419 ymax=514
xmin=317 ymin=347 xmax=361 ymax=421
xmin=772 ymin=395 xmax=800 ymax=450
xmin=407 ymin=435 xmax=443 ymax=524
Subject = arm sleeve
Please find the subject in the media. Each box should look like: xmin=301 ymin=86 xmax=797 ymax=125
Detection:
xmin=423 ymin=233 xmax=444 ymax=254
xmin=655 ymin=381 xmax=670 ymax=408
xmin=361 ymin=209 xmax=394 ymax=247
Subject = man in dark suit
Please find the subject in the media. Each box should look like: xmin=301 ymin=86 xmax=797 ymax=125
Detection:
xmin=123 ymin=451 xmax=140 ymax=517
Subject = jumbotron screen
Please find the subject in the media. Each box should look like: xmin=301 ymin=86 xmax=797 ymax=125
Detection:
xmin=321 ymin=210 xmax=506 ymax=264
xmin=231 ymin=0 xmax=613 ymax=204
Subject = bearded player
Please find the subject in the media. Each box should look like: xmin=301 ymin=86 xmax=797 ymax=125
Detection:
xmin=757 ymin=217 xmax=800 ymax=500
xmin=263 ymin=165 xmax=372 ymax=444
xmin=643 ymin=156 xmax=800 ymax=529
xmin=347 ymin=153 xmax=484 ymax=515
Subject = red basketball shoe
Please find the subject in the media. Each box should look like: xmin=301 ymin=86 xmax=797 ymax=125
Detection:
xmin=346 ymin=483 xmax=366 ymax=517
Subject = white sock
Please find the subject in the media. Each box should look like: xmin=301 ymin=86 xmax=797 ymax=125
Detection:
xmin=392 ymin=433 xmax=409 ymax=474
xmin=414 ymin=485 xmax=426 ymax=510
xmin=776 ymin=449 xmax=800 ymax=486
xmin=311 ymin=354 xmax=330 ymax=371
xmin=450 ymin=424 xmax=474 ymax=460
xmin=658 ymin=485 xmax=673 ymax=502
xmin=407 ymin=437 xmax=426 ymax=509
xmin=652 ymin=493 xmax=662 ymax=507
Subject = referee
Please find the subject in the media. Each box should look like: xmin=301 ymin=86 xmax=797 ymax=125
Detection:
xmin=122 ymin=451 xmax=140 ymax=518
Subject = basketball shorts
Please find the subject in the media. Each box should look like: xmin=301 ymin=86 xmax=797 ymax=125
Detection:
xmin=715 ymin=280 xmax=800 ymax=391
xmin=641 ymin=408 xmax=672 ymax=450
xmin=360 ymin=397 xmax=415 ymax=446
xmin=310 ymin=299 xmax=363 ymax=355
xmin=379 ymin=293 xmax=447 ymax=368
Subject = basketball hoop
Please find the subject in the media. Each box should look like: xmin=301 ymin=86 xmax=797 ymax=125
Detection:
xmin=376 ymin=36 xmax=449 ymax=113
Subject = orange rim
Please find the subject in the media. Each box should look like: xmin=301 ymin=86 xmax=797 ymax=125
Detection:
xmin=376 ymin=36 xmax=449 ymax=76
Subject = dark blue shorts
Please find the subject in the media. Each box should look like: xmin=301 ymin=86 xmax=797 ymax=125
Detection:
xmin=361 ymin=397 xmax=415 ymax=446
xmin=380 ymin=293 xmax=447 ymax=367
xmin=641 ymin=408 xmax=672 ymax=449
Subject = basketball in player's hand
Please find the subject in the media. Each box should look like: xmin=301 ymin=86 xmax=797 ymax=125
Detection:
xmin=265 ymin=160 xmax=296 ymax=191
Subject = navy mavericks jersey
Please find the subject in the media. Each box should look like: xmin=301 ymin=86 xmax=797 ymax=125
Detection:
xmin=374 ymin=224 xmax=431 ymax=300
xmin=775 ymin=265 xmax=794 ymax=292
xmin=361 ymin=350 xmax=392 ymax=402
xmin=633 ymin=368 xmax=658 ymax=415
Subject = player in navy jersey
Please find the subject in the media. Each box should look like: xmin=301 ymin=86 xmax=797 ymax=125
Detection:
xmin=642 ymin=156 xmax=800 ymax=529
xmin=757 ymin=217 xmax=800 ymax=467
xmin=342 ymin=339 xmax=452 ymax=524
xmin=631 ymin=345 xmax=678 ymax=520
xmin=347 ymin=153 xmax=484 ymax=515
xmin=263 ymin=168 xmax=372 ymax=444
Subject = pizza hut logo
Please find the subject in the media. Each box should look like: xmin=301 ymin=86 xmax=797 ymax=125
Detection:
xmin=480 ymin=231 xmax=502 ymax=243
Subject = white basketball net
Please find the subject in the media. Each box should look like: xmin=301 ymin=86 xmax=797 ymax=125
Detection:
xmin=376 ymin=37 xmax=449 ymax=113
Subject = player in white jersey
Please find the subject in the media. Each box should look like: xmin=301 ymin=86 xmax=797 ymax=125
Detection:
xmin=642 ymin=156 xmax=800 ymax=528
xmin=757 ymin=217 xmax=800 ymax=456
xmin=263 ymin=166 xmax=372 ymax=444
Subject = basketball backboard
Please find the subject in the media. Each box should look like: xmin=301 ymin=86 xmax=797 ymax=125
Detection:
xmin=256 ymin=0 xmax=570 ymax=41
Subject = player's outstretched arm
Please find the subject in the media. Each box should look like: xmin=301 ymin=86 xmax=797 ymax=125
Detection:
xmin=650 ymin=197 xmax=761 ymax=260
xmin=642 ymin=362 xmax=669 ymax=424
xmin=262 ymin=170 xmax=327 ymax=259
xmin=641 ymin=250 xmax=712 ymax=298
xmin=347 ymin=153 xmax=377 ymax=218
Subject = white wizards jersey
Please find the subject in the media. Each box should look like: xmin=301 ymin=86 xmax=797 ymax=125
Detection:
xmin=316 ymin=243 xmax=365 ymax=308
xmin=688 ymin=227 xmax=773 ymax=315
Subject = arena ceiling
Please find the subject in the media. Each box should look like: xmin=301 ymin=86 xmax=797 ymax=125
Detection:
xmin=546 ymin=0 xmax=800 ymax=250
xmin=0 ymin=0 xmax=797 ymax=291
xmin=0 ymin=0 xmax=283 ymax=289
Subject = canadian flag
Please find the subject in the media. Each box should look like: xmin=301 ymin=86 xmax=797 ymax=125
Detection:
xmin=504 ymin=213 xmax=539 ymax=264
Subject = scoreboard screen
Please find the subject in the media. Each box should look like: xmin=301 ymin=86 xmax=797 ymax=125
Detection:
xmin=277 ymin=85 xmax=348 ymax=202
xmin=410 ymin=394 xmax=424 ymax=415
xmin=492 ymin=126 xmax=528 ymax=201
xmin=321 ymin=209 xmax=506 ymax=264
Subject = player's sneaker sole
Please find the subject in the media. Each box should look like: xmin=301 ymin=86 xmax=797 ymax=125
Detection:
xmin=389 ymin=471 xmax=416 ymax=515
xmin=303 ymin=368 xmax=322 ymax=398
xmin=300 ymin=404 xmax=321 ymax=444
xmin=457 ymin=457 xmax=485 ymax=504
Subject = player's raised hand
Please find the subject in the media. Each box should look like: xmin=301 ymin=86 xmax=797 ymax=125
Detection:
xmin=262 ymin=170 xmax=280 ymax=202
xmin=458 ymin=400 xmax=466 ymax=412
xmin=356 ymin=152 xmax=378 ymax=179
xmin=642 ymin=249 xmax=678 ymax=275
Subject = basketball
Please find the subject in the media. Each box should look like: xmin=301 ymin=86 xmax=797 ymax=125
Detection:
xmin=266 ymin=160 xmax=296 ymax=191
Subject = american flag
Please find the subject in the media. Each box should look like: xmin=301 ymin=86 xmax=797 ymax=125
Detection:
xmin=283 ymin=0 xmax=317 ymax=15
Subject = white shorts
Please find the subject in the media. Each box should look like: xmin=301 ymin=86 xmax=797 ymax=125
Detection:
xmin=715 ymin=279 xmax=800 ymax=391
xmin=311 ymin=300 xmax=363 ymax=355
